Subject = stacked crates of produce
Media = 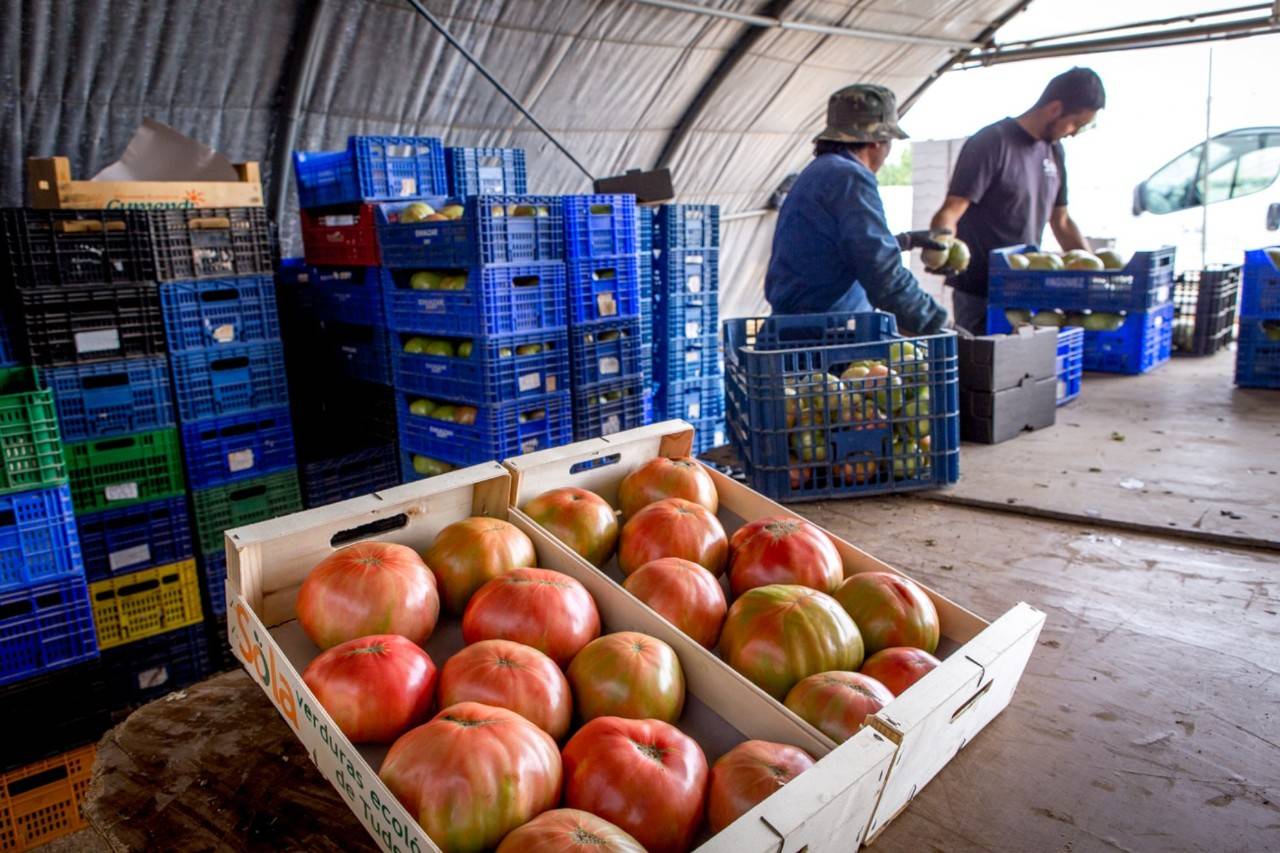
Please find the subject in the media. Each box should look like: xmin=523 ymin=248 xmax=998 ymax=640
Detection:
xmin=563 ymin=195 xmax=646 ymax=440
xmin=1236 ymin=247 xmax=1280 ymax=389
xmin=652 ymin=203 xmax=724 ymax=453
xmin=724 ymin=311 xmax=960 ymax=502
xmin=637 ymin=205 xmax=656 ymax=421
xmin=1172 ymin=264 xmax=1241 ymax=356
xmin=985 ymin=244 xmax=1176 ymax=375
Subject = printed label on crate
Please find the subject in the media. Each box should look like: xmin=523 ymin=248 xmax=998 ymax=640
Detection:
xmin=546 ymin=376 xmax=558 ymax=392
xmin=597 ymin=293 xmax=618 ymax=317
xmin=137 ymin=664 xmax=172 ymax=691
xmin=105 ymin=481 xmax=140 ymax=502
xmin=75 ymin=328 xmax=122 ymax=354
xmin=398 ymin=178 xmax=418 ymax=196
xmin=109 ymin=543 xmax=152 ymax=572
xmin=429 ymin=425 xmax=456 ymax=439
xmin=685 ymin=320 xmax=704 ymax=337
xmin=518 ymin=372 xmax=543 ymax=392
xmin=228 ymin=449 xmax=256 ymax=473
xmin=599 ymin=357 xmax=620 ymax=376
xmin=521 ymin=437 xmax=540 ymax=453
xmin=424 ymin=361 xmax=447 ymax=376
xmin=687 ymin=402 xmax=702 ymax=419
xmin=320 ymin=214 xmax=356 ymax=227
xmin=212 ymin=324 xmax=236 ymax=344
xmin=415 ymin=296 xmax=447 ymax=314
xmin=685 ymin=351 xmax=702 ymax=364
xmin=478 ymin=166 xmax=505 ymax=193
xmin=602 ymin=415 xmax=622 ymax=435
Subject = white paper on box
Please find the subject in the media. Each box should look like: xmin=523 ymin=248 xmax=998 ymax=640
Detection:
xmin=212 ymin=324 xmax=236 ymax=344
xmin=105 ymin=482 xmax=140 ymax=502
xmin=109 ymin=543 xmax=151 ymax=572
xmin=75 ymin=329 xmax=121 ymax=354
xmin=228 ymin=449 xmax=256 ymax=473
xmin=518 ymin=373 xmax=542 ymax=392
xmin=686 ymin=351 xmax=701 ymax=364
xmin=137 ymin=665 xmax=171 ymax=690
xmin=599 ymin=357 xmax=620 ymax=376
xmin=685 ymin=321 xmax=703 ymax=337
xmin=596 ymin=293 xmax=618 ymax=317
xmin=688 ymin=402 xmax=702 ymax=419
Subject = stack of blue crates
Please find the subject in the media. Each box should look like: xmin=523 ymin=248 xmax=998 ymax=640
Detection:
xmin=651 ymin=204 xmax=724 ymax=453
xmin=1236 ymin=247 xmax=1280 ymax=389
xmin=638 ymin=206 xmax=656 ymax=422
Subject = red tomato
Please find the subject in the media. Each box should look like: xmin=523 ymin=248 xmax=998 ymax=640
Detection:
xmin=621 ymin=557 xmax=727 ymax=648
xmin=425 ymin=517 xmax=536 ymax=613
xmin=495 ymin=808 xmax=646 ymax=852
xmin=617 ymin=456 xmax=719 ymax=520
xmin=301 ymin=634 xmax=437 ymax=744
xmin=728 ymin=516 xmax=844 ymax=597
xmin=567 ymin=631 xmax=685 ymax=723
xmin=462 ymin=568 xmax=601 ymax=667
xmin=706 ymin=739 xmax=816 ymax=833
xmin=617 ymin=497 xmax=728 ymax=577
xmin=380 ymin=702 xmax=562 ymax=853
xmin=833 ymin=572 xmax=940 ymax=655
xmin=439 ymin=639 xmax=571 ymax=740
xmin=720 ymin=584 xmax=864 ymax=700
xmin=295 ymin=541 xmax=439 ymax=650
xmin=523 ymin=487 xmax=619 ymax=567
xmin=561 ymin=716 xmax=709 ymax=853
xmin=860 ymin=646 xmax=941 ymax=696
xmin=784 ymin=671 xmax=894 ymax=743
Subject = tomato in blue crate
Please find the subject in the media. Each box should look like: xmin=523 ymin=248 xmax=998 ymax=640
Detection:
xmin=301 ymin=634 xmax=437 ymax=744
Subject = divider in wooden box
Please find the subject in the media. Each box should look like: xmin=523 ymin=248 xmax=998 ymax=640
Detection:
xmin=221 ymin=462 xmax=897 ymax=853
xmin=503 ymin=419 xmax=1046 ymax=845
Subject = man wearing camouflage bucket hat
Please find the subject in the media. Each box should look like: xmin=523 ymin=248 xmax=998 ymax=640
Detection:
xmin=765 ymin=83 xmax=951 ymax=334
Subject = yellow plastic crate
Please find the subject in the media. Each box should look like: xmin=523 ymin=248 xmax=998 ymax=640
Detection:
xmin=89 ymin=559 xmax=203 ymax=651
xmin=0 ymin=744 xmax=95 ymax=851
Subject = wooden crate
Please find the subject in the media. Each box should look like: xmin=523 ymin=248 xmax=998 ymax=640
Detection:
xmin=27 ymin=157 xmax=263 ymax=210
xmin=221 ymin=464 xmax=897 ymax=853
xmin=504 ymin=420 xmax=1046 ymax=845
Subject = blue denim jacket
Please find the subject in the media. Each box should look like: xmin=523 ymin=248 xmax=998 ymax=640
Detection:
xmin=765 ymin=151 xmax=947 ymax=334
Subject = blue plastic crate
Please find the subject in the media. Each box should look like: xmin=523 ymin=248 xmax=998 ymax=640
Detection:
xmin=309 ymin=266 xmax=386 ymax=327
xmin=294 ymin=135 xmax=447 ymax=208
xmin=376 ymin=196 xmax=564 ymax=268
xmin=988 ymin=244 xmax=1175 ymax=313
xmin=100 ymin=622 xmax=210 ymax=707
xmin=1056 ymin=327 xmax=1084 ymax=406
xmin=77 ymin=496 xmax=193 ymax=582
xmin=1241 ymin=247 xmax=1280 ymax=317
xmin=987 ymin=304 xmax=1173 ymax=375
xmin=398 ymin=390 xmax=573 ymax=470
xmin=1235 ymin=317 xmax=1280 ymax=389
xmin=563 ymin=195 xmax=638 ymax=259
xmin=643 ymin=388 xmax=654 ymax=425
xmin=0 ymin=311 xmax=14 ymax=367
xmin=394 ymin=328 xmax=569 ymax=403
xmin=570 ymin=318 xmax=642 ymax=387
xmin=640 ymin=342 xmax=653 ymax=390
xmin=0 ymin=574 xmax=99 ymax=686
xmin=655 ymin=331 xmax=722 ymax=388
xmin=568 ymin=255 xmax=641 ymax=324
xmin=45 ymin=357 xmax=175 ymax=442
xmin=654 ymin=204 xmax=720 ymax=250
xmin=383 ymin=262 xmax=567 ymax=338
xmin=159 ymin=275 xmax=280 ymax=352
xmin=689 ymin=415 xmax=727 ymax=455
xmin=571 ymin=376 xmax=646 ymax=440
xmin=723 ymin=311 xmax=960 ymax=503
xmin=300 ymin=443 xmax=401 ymax=509
xmin=638 ymin=206 xmax=655 ymax=254
xmin=656 ymin=375 xmax=726 ymax=423
xmin=180 ymin=407 xmax=297 ymax=490
xmin=321 ymin=320 xmax=394 ymax=385
xmin=199 ymin=551 xmax=228 ymax=617
xmin=445 ymin=147 xmax=528 ymax=196
xmin=170 ymin=340 xmax=290 ymax=421
xmin=0 ymin=484 xmax=83 ymax=592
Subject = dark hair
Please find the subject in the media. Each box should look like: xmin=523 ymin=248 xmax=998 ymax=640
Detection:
xmin=814 ymin=140 xmax=873 ymax=157
xmin=1034 ymin=67 xmax=1106 ymax=113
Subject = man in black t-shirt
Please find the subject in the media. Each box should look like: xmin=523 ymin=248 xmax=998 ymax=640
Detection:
xmin=930 ymin=67 xmax=1106 ymax=333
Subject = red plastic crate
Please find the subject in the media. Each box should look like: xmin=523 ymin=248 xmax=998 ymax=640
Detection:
xmin=300 ymin=205 xmax=380 ymax=266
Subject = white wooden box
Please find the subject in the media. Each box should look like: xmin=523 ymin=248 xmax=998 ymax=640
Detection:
xmin=222 ymin=462 xmax=898 ymax=852
xmin=504 ymin=421 xmax=1046 ymax=845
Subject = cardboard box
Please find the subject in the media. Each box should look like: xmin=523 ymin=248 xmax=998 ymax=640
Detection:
xmin=504 ymin=421 xmax=1045 ymax=844
xmin=960 ymin=376 xmax=1057 ymax=444
xmin=27 ymin=156 xmax=263 ymax=209
xmin=222 ymin=462 xmax=899 ymax=852
xmin=958 ymin=326 xmax=1058 ymax=392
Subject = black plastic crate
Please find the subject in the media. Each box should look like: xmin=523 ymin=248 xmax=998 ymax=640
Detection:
xmin=10 ymin=283 xmax=167 ymax=367
xmin=77 ymin=495 xmax=193 ymax=582
xmin=100 ymin=622 xmax=211 ymax=709
xmin=0 ymin=659 xmax=112 ymax=772
xmin=0 ymin=208 xmax=154 ymax=289
xmin=290 ymin=376 xmax=398 ymax=458
xmin=1172 ymin=265 xmax=1241 ymax=356
xmin=300 ymin=443 xmax=401 ymax=508
xmin=146 ymin=208 xmax=273 ymax=281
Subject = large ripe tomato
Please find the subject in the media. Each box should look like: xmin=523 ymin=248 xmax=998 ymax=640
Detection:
xmin=621 ymin=557 xmax=727 ymax=649
xmin=301 ymin=634 xmax=437 ymax=744
xmin=462 ymin=568 xmax=601 ymax=667
xmin=523 ymin=487 xmax=619 ymax=567
xmin=561 ymin=716 xmax=708 ymax=853
xmin=495 ymin=808 xmax=645 ymax=852
xmin=425 ymin=517 xmax=536 ymax=613
xmin=567 ymin=631 xmax=685 ymax=723
xmin=617 ymin=497 xmax=728 ymax=577
xmin=295 ymin=542 xmax=439 ymax=649
xmin=719 ymin=584 xmax=864 ymax=700
xmin=728 ymin=516 xmax=844 ymax=598
xmin=439 ymin=639 xmax=572 ymax=740
xmin=617 ymin=456 xmax=719 ymax=519
xmin=833 ymin=572 xmax=940 ymax=655
xmin=860 ymin=646 xmax=941 ymax=696
xmin=706 ymin=739 xmax=815 ymax=833
xmin=783 ymin=671 xmax=894 ymax=743
xmin=380 ymin=702 xmax=562 ymax=853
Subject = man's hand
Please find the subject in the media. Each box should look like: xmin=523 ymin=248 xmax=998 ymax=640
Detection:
xmin=895 ymin=228 xmax=952 ymax=252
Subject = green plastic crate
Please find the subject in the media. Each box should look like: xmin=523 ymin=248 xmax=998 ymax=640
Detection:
xmin=64 ymin=428 xmax=185 ymax=514
xmin=0 ymin=367 xmax=67 ymax=496
xmin=191 ymin=469 xmax=302 ymax=556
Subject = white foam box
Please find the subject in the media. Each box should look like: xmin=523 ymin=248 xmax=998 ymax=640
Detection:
xmin=504 ymin=420 xmax=1046 ymax=845
xmin=221 ymin=461 xmax=896 ymax=852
